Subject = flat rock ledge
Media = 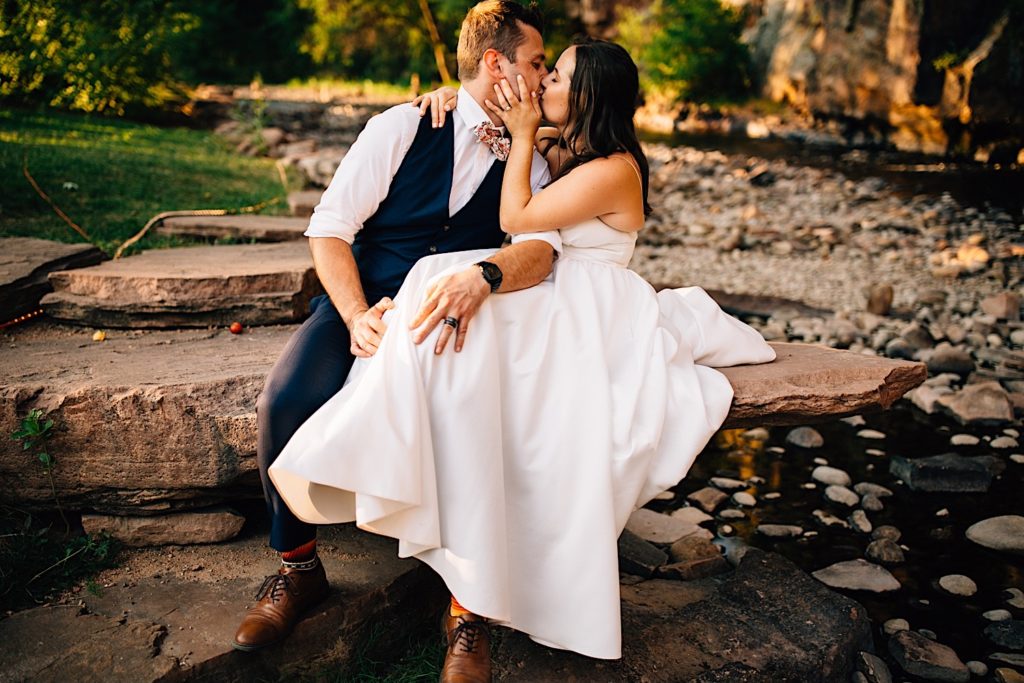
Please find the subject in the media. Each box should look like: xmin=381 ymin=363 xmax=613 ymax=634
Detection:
xmin=41 ymin=242 xmax=322 ymax=328
xmin=155 ymin=215 xmax=310 ymax=242
xmin=0 ymin=326 xmax=925 ymax=513
xmin=0 ymin=525 xmax=447 ymax=683
xmin=0 ymin=237 xmax=106 ymax=323
xmin=492 ymin=549 xmax=872 ymax=682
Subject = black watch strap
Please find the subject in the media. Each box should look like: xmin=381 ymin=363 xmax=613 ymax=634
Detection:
xmin=476 ymin=260 xmax=503 ymax=293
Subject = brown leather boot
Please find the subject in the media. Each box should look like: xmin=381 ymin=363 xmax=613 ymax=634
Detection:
xmin=232 ymin=558 xmax=330 ymax=651
xmin=441 ymin=610 xmax=492 ymax=683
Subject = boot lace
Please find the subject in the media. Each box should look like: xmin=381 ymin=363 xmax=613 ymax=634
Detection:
xmin=449 ymin=616 xmax=489 ymax=654
xmin=254 ymin=572 xmax=296 ymax=604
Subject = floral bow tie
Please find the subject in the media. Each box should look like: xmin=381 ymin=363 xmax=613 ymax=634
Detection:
xmin=473 ymin=122 xmax=511 ymax=161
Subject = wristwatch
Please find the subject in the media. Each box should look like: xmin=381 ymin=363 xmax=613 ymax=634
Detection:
xmin=476 ymin=260 xmax=503 ymax=293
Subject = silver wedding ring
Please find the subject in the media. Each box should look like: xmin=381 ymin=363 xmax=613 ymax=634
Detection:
xmin=443 ymin=316 xmax=459 ymax=328
xmin=504 ymin=106 xmax=511 ymax=111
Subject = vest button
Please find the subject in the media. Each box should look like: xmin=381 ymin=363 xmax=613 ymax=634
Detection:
xmin=443 ymin=224 xmax=450 ymax=231
xmin=428 ymin=245 xmax=438 ymax=253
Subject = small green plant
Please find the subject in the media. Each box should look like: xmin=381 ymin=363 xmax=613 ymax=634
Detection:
xmin=230 ymin=96 xmax=271 ymax=155
xmin=11 ymin=409 xmax=67 ymax=531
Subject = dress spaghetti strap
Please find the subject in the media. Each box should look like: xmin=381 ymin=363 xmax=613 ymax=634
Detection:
xmin=614 ymin=153 xmax=643 ymax=188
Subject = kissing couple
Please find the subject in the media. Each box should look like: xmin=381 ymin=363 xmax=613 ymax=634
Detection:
xmin=233 ymin=2 xmax=776 ymax=681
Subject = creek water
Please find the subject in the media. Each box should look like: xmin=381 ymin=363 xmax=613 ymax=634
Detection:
xmin=646 ymin=132 xmax=1024 ymax=679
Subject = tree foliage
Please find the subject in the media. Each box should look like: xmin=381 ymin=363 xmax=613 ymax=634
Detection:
xmin=618 ymin=0 xmax=750 ymax=103
xmin=0 ymin=0 xmax=195 ymax=113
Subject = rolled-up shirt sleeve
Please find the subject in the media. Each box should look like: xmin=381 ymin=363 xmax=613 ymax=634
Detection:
xmin=304 ymin=106 xmax=419 ymax=243
xmin=509 ymin=151 xmax=563 ymax=253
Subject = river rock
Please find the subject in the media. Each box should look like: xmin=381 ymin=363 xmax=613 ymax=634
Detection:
xmin=813 ymin=509 xmax=850 ymax=529
xmin=909 ymin=385 xmax=953 ymax=414
xmin=995 ymin=668 xmax=1024 ymax=683
xmin=926 ymin=343 xmax=975 ymax=377
xmin=937 ymin=382 xmax=1015 ymax=425
xmin=889 ymin=453 xmax=994 ymax=493
xmin=985 ymin=610 xmax=1013 ymax=622
xmin=719 ymin=509 xmax=746 ymax=520
xmin=626 ymin=509 xmax=710 ymax=545
xmin=888 ymin=630 xmax=969 ymax=683
xmin=991 ymin=436 xmax=1019 ymax=449
xmin=732 ymin=491 xmax=757 ymax=507
xmin=617 ymin=529 xmax=668 ymax=577
xmin=991 ymin=653 xmax=1024 ymax=668
xmin=709 ymin=476 xmax=748 ymax=491
xmin=0 ymin=237 xmax=106 ymax=323
xmin=937 ymin=574 xmax=977 ymax=597
xmin=984 ymin=620 xmax=1024 ymax=650
xmin=857 ymin=429 xmax=886 ymax=440
xmin=155 ymin=215 xmax=310 ymax=242
xmin=786 ymin=426 xmax=824 ymax=448
xmin=657 ymin=555 xmax=731 ymax=581
xmin=861 ymin=493 xmax=884 ymax=512
xmin=967 ymin=661 xmax=989 ymax=676
xmin=981 ymin=293 xmax=1021 ymax=321
xmin=670 ymin=506 xmax=714 ymax=525
xmin=756 ymin=524 xmax=804 ymax=538
xmin=825 ymin=485 xmax=860 ymax=507
xmin=812 ymin=465 xmax=852 ymax=486
xmin=688 ymin=487 xmax=729 ymax=513
xmin=812 ymin=559 xmax=901 ymax=592
xmin=966 ymin=516 xmax=1024 ymax=555
xmin=81 ymin=507 xmax=245 ymax=546
xmin=949 ymin=433 xmax=980 ymax=446
xmin=41 ymin=242 xmax=323 ymax=328
xmin=857 ymin=650 xmax=893 ymax=683
xmin=866 ymin=538 xmax=905 ymax=565
xmin=866 ymin=284 xmax=894 ymax=316
xmin=667 ymin=534 xmax=722 ymax=563
xmin=883 ymin=618 xmax=910 ymax=635
xmin=854 ymin=482 xmax=893 ymax=497
xmin=849 ymin=510 xmax=872 ymax=534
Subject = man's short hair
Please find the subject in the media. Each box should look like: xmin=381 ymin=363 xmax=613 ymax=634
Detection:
xmin=457 ymin=1 xmax=544 ymax=81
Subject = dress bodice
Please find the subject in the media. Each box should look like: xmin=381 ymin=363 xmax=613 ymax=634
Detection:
xmin=558 ymin=218 xmax=637 ymax=268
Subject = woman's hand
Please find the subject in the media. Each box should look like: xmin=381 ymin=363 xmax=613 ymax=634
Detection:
xmin=485 ymin=75 xmax=541 ymax=140
xmin=411 ymin=86 xmax=459 ymax=128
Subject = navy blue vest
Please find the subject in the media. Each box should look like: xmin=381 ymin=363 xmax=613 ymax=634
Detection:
xmin=352 ymin=114 xmax=506 ymax=303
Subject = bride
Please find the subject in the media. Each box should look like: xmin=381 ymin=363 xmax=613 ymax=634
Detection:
xmin=269 ymin=38 xmax=775 ymax=678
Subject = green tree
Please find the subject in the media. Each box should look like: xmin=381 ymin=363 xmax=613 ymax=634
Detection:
xmin=618 ymin=0 xmax=750 ymax=103
xmin=0 ymin=0 xmax=196 ymax=113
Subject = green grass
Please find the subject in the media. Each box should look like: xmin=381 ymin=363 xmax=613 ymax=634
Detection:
xmin=0 ymin=107 xmax=293 ymax=256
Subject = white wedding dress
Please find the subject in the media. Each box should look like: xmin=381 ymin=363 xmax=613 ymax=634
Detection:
xmin=269 ymin=217 xmax=776 ymax=660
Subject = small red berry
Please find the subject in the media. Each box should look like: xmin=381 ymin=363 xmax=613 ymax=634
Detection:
xmin=229 ymin=321 xmax=243 ymax=335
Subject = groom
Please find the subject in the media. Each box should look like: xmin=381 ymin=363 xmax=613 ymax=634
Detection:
xmin=233 ymin=1 xmax=557 ymax=680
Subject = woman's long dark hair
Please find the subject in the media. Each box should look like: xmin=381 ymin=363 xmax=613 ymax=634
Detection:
xmin=551 ymin=38 xmax=651 ymax=216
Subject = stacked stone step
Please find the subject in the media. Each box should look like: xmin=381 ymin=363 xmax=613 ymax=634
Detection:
xmin=0 ymin=237 xmax=106 ymax=323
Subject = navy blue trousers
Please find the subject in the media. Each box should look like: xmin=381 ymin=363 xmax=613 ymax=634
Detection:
xmin=257 ymin=294 xmax=354 ymax=551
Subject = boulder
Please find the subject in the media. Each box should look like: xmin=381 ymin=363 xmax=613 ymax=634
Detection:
xmin=0 ymin=237 xmax=106 ymax=323
xmin=81 ymin=507 xmax=245 ymax=546
xmin=41 ymin=242 xmax=322 ymax=328
xmin=890 ymin=453 xmax=996 ymax=493
xmin=492 ymin=550 xmax=872 ymax=681
xmin=156 ymin=215 xmax=310 ymax=242
xmin=887 ymin=630 xmax=969 ymax=683
xmin=0 ymin=525 xmax=446 ymax=683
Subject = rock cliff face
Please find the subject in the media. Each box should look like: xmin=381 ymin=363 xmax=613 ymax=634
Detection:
xmin=736 ymin=0 xmax=1022 ymax=158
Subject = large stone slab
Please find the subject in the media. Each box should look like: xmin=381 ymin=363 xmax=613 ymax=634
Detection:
xmin=719 ymin=343 xmax=926 ymax=428
xmin=41 ymin=242 xmax=321 ymax=328
xmin=0 ymin=524 xmax=446 ymax=683
xmin=0 ymin=328 xmax=925 ymax=512
xmin=491 ymin=549 xmax=872 ymax=682
xmin=0 ymin=237 xmax=106 ymax=323
xmin=155 ymin=214 xmax=310 ymax=242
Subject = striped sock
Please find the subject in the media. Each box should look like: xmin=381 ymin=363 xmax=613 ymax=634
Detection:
xmin=449 ymin=594 xmax=470 ymax=617
xmin=281 ymin=539 xmax=317 ymax=567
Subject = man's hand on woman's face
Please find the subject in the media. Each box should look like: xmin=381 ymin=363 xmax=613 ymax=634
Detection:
xmin=410 ymin=267 xmax=490 ymax=355
xmin=348 ymin=297 xmax=394 ymax=357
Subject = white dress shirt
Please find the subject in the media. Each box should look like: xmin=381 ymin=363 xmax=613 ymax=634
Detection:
xmin=305 ymin=87 xmax=561 ymax=253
